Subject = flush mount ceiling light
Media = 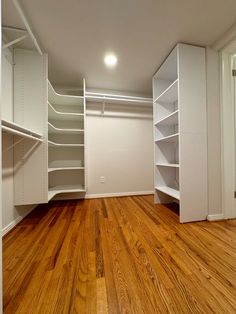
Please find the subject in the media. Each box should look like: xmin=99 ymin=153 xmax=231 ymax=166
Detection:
xmin=104 ymin=53 xmax=117 ymax=68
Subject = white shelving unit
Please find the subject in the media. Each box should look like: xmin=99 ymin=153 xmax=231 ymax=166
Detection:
xmin=48 ymin=80 xmax=86 ymax=201
xmin=1 ymin=45 xmax=48 ymax=206
xmin=153 ymin=43 xmax=207 ymax=223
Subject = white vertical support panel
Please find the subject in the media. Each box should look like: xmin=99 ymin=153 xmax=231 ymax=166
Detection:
xmin=0 ymin=0 xmax=3 ymax=310
xmin=13 ymin=49 xmax=48 ymax=205
xmin=178 ymin=44 xmax=208 ymax=222
xmin=83 ymin=78 xmax=87 ymax=190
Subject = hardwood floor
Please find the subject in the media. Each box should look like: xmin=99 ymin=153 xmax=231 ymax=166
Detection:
xmin=3 ymin=195 xmax=236 ymax=313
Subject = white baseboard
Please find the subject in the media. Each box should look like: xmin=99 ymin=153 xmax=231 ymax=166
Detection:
xmin=85 ymin=191 xmax=154 ymax=199
xmin=2 ymin=205 xmax=37 ymax=236
xmin=207 ymin=213 xmax=225 ymax=221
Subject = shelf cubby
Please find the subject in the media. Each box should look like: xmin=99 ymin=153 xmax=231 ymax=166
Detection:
xmin=48 ymin=169 xmax=85 ymax=200
xmin=48 ymin=133 xmax=84 ymax=145
xmin=154 ymin=110 xmax=179 ymax=126
xmin=48 ymin=185 xmax=86 ymax=201
xmin=155 ymin=186 xmax=180 ymax=200
xmin=48 ymin=80 xmax=84 ymax=113
xmin=153 ymin=79 xmax=178 ymax=104
xmin=48 ymin=146 xmax=84 ymax=169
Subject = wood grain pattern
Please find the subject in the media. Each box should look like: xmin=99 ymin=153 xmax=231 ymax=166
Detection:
xmin=3 ymin=195 xmax=236 ymax=313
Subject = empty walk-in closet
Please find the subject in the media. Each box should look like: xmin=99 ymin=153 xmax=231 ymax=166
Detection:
xmin=1 ymin=0 xmax=236 ymax=313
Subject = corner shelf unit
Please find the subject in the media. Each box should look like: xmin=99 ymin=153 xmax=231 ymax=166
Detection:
xmin=48 ymin=80 xmax=86 ymax=201
xmin=153 ymin=43 xmax=207 ymax=223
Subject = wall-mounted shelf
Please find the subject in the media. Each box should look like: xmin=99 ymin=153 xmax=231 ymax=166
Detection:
xmin=155 ymin=133 xmax=179 ymax=143
xmin=48 ymin=102 xmax=84 ymax=120
xmin=48 ymin=141 xmax=84 ymax=147
xmin=48 ymin=80 xmax=83 ymax=106
xmin=48 ymin=122 xmax=84 ymax=134
xmin=48 ymin=167 xmax=85 ymax=173
xmin=155 ymin=186 xmax=180 ymax=200
xmin=2 ymin=119 xmax=43 ymax=142
xmin=48 ymin=185 xmax=86 ymax=201
xmin=154 ymin=110 xmax=179 ymax=126
xmin=156 ymin=163 xmax=179 ymax=168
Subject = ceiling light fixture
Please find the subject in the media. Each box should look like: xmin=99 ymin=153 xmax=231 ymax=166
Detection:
xmin=104 ymin=53 xmax=117 ymax=68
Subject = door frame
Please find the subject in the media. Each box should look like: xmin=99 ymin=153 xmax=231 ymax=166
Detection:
xmin=220 ymin=39 xmax=236 ymax=219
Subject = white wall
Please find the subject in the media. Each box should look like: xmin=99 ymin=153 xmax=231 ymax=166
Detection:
xmin=86 ymin=113 xmax=154 ymax=197
xmin=206 ymin=47 xmax=222 ymax=215
xmin=55 ymin=86 xmax=154 ymax=198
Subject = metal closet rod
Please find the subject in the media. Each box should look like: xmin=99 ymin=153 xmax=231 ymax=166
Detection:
xmin=2 ymin=126 xmax=43 ymax=142
xmin=85 ymin=94 xmax=152 ymax=104
xmin=86 ymin=91 xmax=152 ymax=101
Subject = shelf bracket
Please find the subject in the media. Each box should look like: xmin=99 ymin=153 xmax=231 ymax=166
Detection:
xmin=3 ymin=137 xmax=25 ymax=153
xmin=12 ymin=0 xmax=43 ymax=55
xmin=3 ymin=34 xmax=29 ymax=50
xmin=101 ymin=96 xmax=106 ymax=115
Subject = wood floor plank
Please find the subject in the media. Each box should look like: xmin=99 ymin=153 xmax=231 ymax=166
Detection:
xmin=3 ymin=195 xmax=236 ymax=313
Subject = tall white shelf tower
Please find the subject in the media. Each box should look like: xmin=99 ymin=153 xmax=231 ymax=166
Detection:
xmin=153 ymin=43 xmax=208 ymax=223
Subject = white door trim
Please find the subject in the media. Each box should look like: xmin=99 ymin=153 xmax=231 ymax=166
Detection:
xmin=220 ymin=42 xmax=236 ymax=219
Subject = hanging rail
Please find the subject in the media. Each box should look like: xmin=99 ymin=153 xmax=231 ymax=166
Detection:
xmin=85 ymin=92 xmax=152 ymax=105
xmin=2 ymin=126 xmax=43 ymax=142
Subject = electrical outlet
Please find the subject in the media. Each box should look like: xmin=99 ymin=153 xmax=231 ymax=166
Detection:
xmin=100 ymin=176 xmax=105 ymax=184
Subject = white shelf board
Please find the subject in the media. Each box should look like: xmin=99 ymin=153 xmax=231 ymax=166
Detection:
xmin=48 ymin=122 xmax=84 ymax=134
xmin=154 ymin=79 xmax=178 ymax=104
xmin=48 ymin=167 xmax=85 ymax=173
xmin=48 ymin=141 xmax=84 ymax=147
xmin=156 ymin=163 xmax=179 ymax=168
xmin=2 ymin=119 xmax=42 ymax=138
xmin=48 ymin=102 xmax=84 ymax=121
xmin=48 ymin=80 xmax=84 ymax=106
xmin=155 ymin=133 xmax=179 ymax=143
xmin=155 ymin=186 xmax=180 ymax=200
xmin=154 ymin=110 xmax=179 ymax=126
xmin=48 ymin=185 xmax=86 ymax=200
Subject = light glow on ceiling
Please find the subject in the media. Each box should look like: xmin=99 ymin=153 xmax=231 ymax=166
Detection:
xmin=104 ymin=53 xmax=117 ymax=68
